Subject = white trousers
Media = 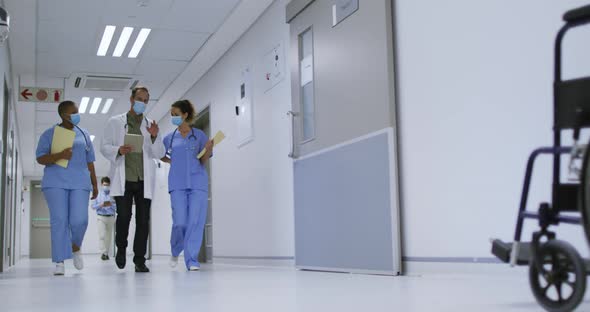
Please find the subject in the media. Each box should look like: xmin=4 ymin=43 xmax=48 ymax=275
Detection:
xmin=97 ymin=215 xmax=115 ymax=256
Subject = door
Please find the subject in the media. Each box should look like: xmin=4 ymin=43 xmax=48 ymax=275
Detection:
xmin=194 ymin=106 xmax=212 ymax=263
xmin=287 ymin=0 xmax=402 ymax=274
xmin=5 ymin=128 xmax=14 ymax=266
xmin=0 ymin=77 xmax=8 ymax=270
xmin=12 ymin=148 xmax=18 ymax=265
xmin=30 ymin=181 xmax=52 ymax=259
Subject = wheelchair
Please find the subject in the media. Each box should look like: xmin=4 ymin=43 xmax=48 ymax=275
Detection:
xmin=491 ymin=4 xmax=590 ymax=312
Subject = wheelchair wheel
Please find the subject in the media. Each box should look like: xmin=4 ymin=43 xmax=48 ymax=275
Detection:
xmin=529 ymin=240 xmax=586 ymax=312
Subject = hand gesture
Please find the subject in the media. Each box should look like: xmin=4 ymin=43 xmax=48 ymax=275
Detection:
xmin=103 ymin=201 xmax=112 ymax=207
xmin=147 ymin=120 xmax=159 ymax=137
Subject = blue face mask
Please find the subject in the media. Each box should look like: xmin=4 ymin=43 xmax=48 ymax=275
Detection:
xmin=70 ymin=113 xmax=81 ymax=126
xmin=171 ymin=116 xmax=183 ymax=126
xmin=133 ymin=101 xmax=146 ymax=115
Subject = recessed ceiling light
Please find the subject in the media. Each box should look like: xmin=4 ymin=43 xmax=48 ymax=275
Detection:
xmin=79 ymin=97 xmax=90 ymax=113
xmin=128 ymin=28 xmax=151 ymax=58
xmin=113 ymin=27 xmax=134 ymax=57
xmin=97 ymin=25 xmax=116 ymax=56
xmin=89 ymin=97 xmax=102 ymax=114
xmin=102 ymin=98 xmax=113 ymax=114
xmin=90 ymin=135 xmax=96 ymax=142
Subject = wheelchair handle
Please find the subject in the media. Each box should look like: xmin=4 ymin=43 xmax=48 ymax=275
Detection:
xmin=564 ymin=4 xmax=590 ymax=23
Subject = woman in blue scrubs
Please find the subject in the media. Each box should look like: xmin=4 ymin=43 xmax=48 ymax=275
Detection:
xmin=161 ymin=100 xmax=212 ymax=271
xmin=36 ymin=100 xmax=98 ymax=275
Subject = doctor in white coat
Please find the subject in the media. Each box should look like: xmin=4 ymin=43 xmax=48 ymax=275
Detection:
xmin=100 ymin=86 xmax=165 ymax=273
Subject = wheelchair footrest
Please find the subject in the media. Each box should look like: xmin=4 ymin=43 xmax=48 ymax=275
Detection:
xmin=491 ymin=239 xmax=531 ymax=265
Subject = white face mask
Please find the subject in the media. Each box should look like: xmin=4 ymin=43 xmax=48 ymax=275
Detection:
xmin=102 ymin=185 xmax=110 ymax=191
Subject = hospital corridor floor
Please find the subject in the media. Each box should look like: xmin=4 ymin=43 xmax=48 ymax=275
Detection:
xmin=1 ymin=257 xmax=589 ymax=312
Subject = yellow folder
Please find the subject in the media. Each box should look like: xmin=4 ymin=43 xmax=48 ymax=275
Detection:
xmin=51 ymin=126 xmax=76 ymax=168
xmin=197 ymin=131 xmax=225 ymax=159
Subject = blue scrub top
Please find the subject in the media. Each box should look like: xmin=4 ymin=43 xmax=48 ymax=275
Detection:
xmin=36 ymin=125 xmax=96 ymax=191
xmin=163 ymin=128 xmax=209 ymax=193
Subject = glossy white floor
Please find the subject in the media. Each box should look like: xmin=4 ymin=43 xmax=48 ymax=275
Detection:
xmin=1 ymin=256 xmax=589 ymax=312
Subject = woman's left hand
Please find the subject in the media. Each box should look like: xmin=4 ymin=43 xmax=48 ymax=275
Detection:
xmin=91 ymin=186 xmax=98 ymax=200
xmin=205 ymin=140 xmax=214 ymax=152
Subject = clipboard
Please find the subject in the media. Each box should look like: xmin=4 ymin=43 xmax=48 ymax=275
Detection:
xmin=197 ymin=131 xmax=225 ymax=159
xmin=51 ymin=126 xmax=76 ymax=168
xmin=124 ymin=134 xmax=143 ymax=153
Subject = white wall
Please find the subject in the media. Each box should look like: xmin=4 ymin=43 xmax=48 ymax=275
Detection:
xmin=154 ymin=0 xmax=294 ymax=259
xmin=395 ymin=0 xmax=590 ymax=259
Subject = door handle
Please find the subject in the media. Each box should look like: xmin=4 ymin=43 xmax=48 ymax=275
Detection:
xmin=287 ymin=111 xmax=298 ymax=158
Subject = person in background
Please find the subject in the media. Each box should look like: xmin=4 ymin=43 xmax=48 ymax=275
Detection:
xmin=91 ymin=176 xmax=116 ymax=261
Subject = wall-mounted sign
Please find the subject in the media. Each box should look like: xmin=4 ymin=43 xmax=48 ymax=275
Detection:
xmin=332 ymin=0 xmax=359 ymax=27
xmin=19 ymin=87 xmax=64 ymax=103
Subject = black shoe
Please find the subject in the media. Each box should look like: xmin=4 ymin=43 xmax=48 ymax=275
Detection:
xmin=101 ymin=254 xmax=109 ymax=261
xmin=115 ymin=249 xmax=126 ymax=269
xmin=135 ymin=264 xmax=150 ymax=273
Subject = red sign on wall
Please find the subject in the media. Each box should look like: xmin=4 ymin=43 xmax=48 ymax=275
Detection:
xmin=19 ymin=87 xmax=64 ymax=103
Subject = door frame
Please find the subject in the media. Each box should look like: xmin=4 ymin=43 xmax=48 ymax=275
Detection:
xmin=0 ymin=77 xmax=9 ymax=272
xmin=193 ymin=104 xmax=212 ymax=263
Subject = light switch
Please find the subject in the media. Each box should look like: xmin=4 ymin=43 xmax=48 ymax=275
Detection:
xmin=263 ymin=43 xmax=285 ymax=93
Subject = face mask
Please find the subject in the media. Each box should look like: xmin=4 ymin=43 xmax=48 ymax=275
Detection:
xmin=171 ymin=116 xmax=183 ymax=126
xmin=133 ymin=101 xmax=146 ymax=115
xmin=102 ymin=185 xmax=110 ymax=194
xmin=70 ymin=113 xmax=81 ymax=126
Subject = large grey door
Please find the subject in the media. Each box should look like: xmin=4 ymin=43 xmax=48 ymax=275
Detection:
xmin=287 ymin=0 xmax=402 ymax=275
xmin=30 ymin=182 xmax=52 ymax=259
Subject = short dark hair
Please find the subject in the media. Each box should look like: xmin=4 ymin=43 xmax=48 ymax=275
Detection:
xmin=171 ymin=100 xmax=196 ymax=123
xmin=131 ymin=86 xmax=149 ymax=98
xmin=101 ymin=177 xmax=110 ymax=184
xmin=57 ymin=100 xmax=75 ymax=116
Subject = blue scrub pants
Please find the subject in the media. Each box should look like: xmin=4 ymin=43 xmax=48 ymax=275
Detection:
xmin=43 ymin=188 xmax=89 ymax=263
xmin=170 ymin=189 xmax=208 ymax=269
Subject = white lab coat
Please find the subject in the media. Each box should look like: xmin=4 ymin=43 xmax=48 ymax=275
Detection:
xmin=100 ymin=113 xmax=166 ymax=200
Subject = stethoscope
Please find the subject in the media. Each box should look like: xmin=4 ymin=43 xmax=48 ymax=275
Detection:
xmin=167 ymin=128 xmax=197 ymax=156
xmin=56 ymin=123 xmax=91 ymax=152
xmin=124 ymin=116 xmax=149 ymax=129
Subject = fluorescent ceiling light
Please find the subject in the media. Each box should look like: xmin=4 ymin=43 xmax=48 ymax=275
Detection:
xmin=89 ymin=97 xmax=102 ymax=114
xmin=128 ymin=28 xmax=151 ymax=58
xmin=79 ymin=97 xmax=90 ymax=113
xmin=102 ymin=98 xmax=113 ymax=114
xmin=90 ymin=135 xmax=96 ymax=142
xmin=97 ymin=25 xmax=116 ymax=56
xmin=113 ymin=27 xmax=134 ymax=57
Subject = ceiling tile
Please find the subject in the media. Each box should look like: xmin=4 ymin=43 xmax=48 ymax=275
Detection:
xmin=160 ymin=0 xmax=240 ymax=33
xmin=141 ymin=30 xmax=209 ymax=62
xmin=135 ymin=59 xmax=188 ymax=81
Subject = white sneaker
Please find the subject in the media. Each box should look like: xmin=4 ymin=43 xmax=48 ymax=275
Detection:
xmin=189 ymin=266 xmax=200 ymax=271
xmin=54 ymin=262 xmax=65 ymax=276
xmin=73 ymin=251 xmax=84 ymax=270
xmin=169 ymin=256 xmax=178 ymax=268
